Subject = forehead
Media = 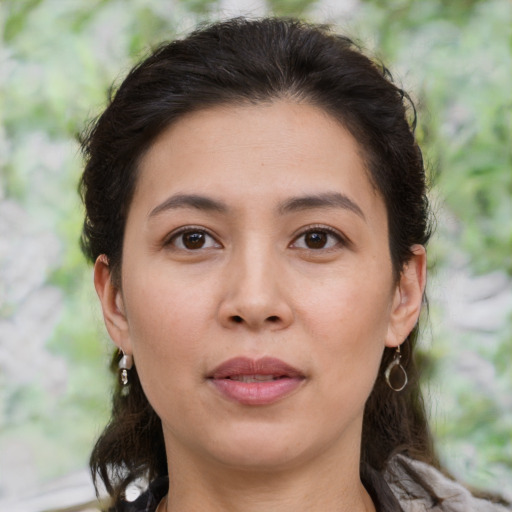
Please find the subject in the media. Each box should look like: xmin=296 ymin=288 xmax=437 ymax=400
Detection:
xmin=132 ymin=101 xmax=383 ymax=222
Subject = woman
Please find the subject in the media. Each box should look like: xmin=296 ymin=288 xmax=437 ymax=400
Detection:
xmin=80 ymin=17 xmax=509 ymax=512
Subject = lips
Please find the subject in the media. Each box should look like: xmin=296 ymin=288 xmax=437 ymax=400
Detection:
xmin=208 ymin=357 xmax=305 ymax=405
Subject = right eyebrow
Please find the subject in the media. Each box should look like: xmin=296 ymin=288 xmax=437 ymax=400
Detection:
xmin=278 ymin=192 xmax=366 ymax=221
xmin=148 ymin=194 xmax=228 ymax=218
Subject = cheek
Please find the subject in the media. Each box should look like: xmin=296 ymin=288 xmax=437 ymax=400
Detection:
xmin=122 ymin=270 xmax=215 ymax=375
xmin=302 ymin=275 xmax=393 ymax=343
xmin=122 ymin=278 xmax=213 ymax=421
xmin=299 ymin=277 xmax=392 ymax=391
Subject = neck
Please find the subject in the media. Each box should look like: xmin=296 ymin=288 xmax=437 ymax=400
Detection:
xmin=160 ymin=442 xmax=375 ymax=512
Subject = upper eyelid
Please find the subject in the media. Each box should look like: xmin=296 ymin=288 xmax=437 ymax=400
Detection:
xmin=291 ymin=224 xmax=346 ymax=241
xmin=289 ymin=225 xmax=352 ymax=250
xmin=164 ymin=225 xmax=221 ymax=246
xmin=162 ymin=224 xmax=348 ymax=247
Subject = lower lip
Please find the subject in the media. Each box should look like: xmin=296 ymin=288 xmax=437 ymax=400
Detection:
xmin=210 ymin=377 xmax=304 ymax=405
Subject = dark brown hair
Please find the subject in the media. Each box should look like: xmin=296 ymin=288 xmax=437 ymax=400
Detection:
xmin=80 ymin=17 xmax=435 ymax=508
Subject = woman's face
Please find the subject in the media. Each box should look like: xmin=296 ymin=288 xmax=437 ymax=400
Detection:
xmin=96 ymin=101 xmax=425 ymax=472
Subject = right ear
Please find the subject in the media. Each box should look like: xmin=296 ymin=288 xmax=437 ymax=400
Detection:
xmin=94 ymin=255 xmax=131 ymax=352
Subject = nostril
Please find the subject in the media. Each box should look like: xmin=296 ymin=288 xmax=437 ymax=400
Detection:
xmin=227 ymin=315 xmax=283 ymax=326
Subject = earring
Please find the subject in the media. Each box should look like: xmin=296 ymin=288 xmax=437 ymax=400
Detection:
xmin=118 ymin=350 xmax=133 ymax=386
xmin=384 ymin=345 xmax=408 ymax=392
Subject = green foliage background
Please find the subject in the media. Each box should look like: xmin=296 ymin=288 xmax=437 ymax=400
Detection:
xmin=0 ymin=0 xmax=511 ymax=501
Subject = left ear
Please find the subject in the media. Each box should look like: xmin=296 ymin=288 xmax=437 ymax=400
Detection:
xmin=385 ymin=245 xmax=427 ymax=348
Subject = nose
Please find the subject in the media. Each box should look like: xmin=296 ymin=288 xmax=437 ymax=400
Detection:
xmin=217 ymin=245 xmax=294 ymax=331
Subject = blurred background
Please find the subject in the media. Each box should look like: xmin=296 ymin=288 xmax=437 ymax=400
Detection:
xmin=0 ymin=0 xmax=510 ymax=510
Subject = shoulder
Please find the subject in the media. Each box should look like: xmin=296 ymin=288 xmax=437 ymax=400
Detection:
xmin=384 ymin=456 xmax=511 ymax=512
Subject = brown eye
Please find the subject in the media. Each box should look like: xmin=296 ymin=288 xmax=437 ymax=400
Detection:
xmin=182 ymin=232 xmax=206 ymax=249
xmin=168 ymin=229 xmax=220 ymax=251
xmin=304 ymin=232 xmax=328 ymax=249
xmin=291 ymin=227 xmax=343 ymax=251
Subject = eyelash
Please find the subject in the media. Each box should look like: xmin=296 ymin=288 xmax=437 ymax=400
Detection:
xmin=164 ymin=226 xmax=221 ymax=251
xmin=290 ymin=225 xmax=347 ymax=251
xmin=164 ymin=225 xmax=348 ymax=252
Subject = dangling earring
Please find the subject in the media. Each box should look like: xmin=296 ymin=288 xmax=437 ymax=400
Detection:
xmin=118 ymin=350 xmax=133 ymax=386
xmin=384 ymin=345 xmax=408 ymax=392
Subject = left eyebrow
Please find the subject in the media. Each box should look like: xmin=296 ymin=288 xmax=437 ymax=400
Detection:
xmin=278 ymin=192 xmax=366 ymax=221
xmin=148 ymin=193 xmax=228 ymax=218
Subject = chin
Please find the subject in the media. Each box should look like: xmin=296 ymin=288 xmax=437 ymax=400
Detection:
xmin=213 ymin=446 xmax=305 ymax=472
xmin=198 ymin=423 xmax=318 ymax=472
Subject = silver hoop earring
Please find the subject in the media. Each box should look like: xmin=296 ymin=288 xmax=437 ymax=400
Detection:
xmin=384 ymin=345 xmax=408 ymax=392
xmin=118 ymin=350 xmax=133 ymax=386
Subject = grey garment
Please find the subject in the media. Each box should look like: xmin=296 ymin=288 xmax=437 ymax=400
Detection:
xmin=386 ymin=456 xmax=511 ymax=512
